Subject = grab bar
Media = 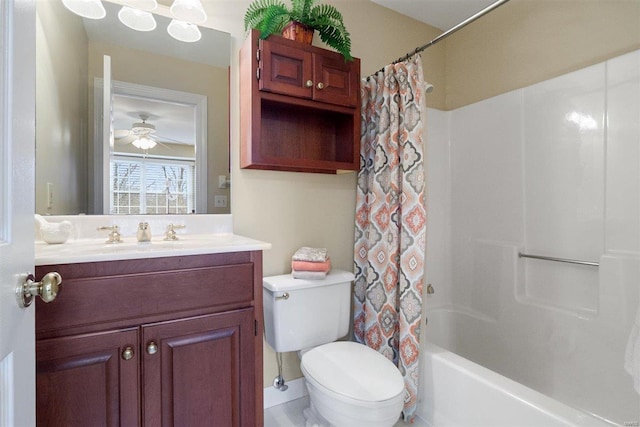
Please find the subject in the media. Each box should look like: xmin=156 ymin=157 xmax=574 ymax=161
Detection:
xmin=518 ymin=252 xmax=599 ymax=267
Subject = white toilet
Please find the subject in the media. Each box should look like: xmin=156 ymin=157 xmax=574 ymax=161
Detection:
xmin=263 ymin=270 xmax=405 ymax=427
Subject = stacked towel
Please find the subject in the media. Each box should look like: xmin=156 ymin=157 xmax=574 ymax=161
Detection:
xmin=292 ymin=247 xmax=331 ymax=279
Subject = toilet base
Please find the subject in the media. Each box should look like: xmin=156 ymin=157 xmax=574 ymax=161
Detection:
xmin=303 ymin=402 xmax=332 ymax=427
xmin=303 ymin=376 xmax=403 ymax=427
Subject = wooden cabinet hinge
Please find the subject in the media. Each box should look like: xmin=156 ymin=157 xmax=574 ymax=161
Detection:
xmin=256 ymin=67 xmax=261 ymax=81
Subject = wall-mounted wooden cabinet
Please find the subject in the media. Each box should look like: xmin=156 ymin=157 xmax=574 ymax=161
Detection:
xmin=241 ymin=30 xmax=361 ymax=173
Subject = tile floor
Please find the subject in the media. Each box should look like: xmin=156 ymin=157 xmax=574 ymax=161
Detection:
xmin=264 ymin=396 xmax=430 ymax=427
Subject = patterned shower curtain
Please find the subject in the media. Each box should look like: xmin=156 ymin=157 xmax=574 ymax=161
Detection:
xmin=354 ymin=56 xmax=426 ymax=422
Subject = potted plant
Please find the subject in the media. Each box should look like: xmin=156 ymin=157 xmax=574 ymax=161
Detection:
xmin=244 ymin=0 xmax=353 ymax=61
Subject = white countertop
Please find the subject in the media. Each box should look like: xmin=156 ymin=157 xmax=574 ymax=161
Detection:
xmin=35 ymin=234 xmax=271 ymax=265
xmin=34 ymin=214 xmax=271 ymax=265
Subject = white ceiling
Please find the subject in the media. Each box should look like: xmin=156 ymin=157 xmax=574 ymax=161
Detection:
xmin=370 ymin=0 xmax=497 ymax=31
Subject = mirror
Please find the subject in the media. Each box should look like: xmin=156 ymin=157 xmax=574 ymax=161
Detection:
xmin=35 ymin=0 xmax=231 ymax=215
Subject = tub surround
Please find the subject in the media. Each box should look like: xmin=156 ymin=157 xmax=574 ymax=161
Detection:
xmin=422 ymin=50 xmax=640 ymax=424
xmin=35 ymin=214 xmax=271 ymax=265
xmin=419 ymin=342 xmax=610 ymax=426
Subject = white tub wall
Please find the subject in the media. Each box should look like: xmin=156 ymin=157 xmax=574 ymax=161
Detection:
xmin=421 ymin=50 xmax=640 ymax=425
xmin=419 ymin=342 xmax=610 ymax=427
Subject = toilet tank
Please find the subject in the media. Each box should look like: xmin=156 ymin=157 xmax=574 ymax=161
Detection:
xmin=263 ymin=270 xmax=355 ymax=353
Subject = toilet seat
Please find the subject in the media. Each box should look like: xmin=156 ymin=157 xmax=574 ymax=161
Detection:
xmin=300 ymin=341 xmax=405 ymax=404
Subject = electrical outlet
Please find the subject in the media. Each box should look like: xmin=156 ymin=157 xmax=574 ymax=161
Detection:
xmin=214 ymin=195 xmax=227 ymax=208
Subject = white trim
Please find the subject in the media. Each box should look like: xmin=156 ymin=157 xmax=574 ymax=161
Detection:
xmin=93 ymin=79 xmax=208 ymax=214
xmin=0 ymin=0 xmax=8 ymax=243
xmin=263 ymin=377 xmax=308 ymax=409
xmin=0 ymin=352 xmax=14 ymax=427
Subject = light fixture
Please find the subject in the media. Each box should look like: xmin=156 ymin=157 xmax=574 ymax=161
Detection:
xmin=62 ymin=0 xmax=106 ymax=19
xmin=118 ymin=6 xmax=157 ymax=32
xmin=167 ymin=19 xmax=202 ymax=43
xmin=169 ymin=0 xmax=207 ymax=24
xmin=132 ymin=136 xmax=157 ymax=150
xmin=122 ymin=0 xmax=158 ymax=11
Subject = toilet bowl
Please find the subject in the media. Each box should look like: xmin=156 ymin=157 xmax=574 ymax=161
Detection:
xmin=300 ymin=341 xmax=405 ymax=427
xmin=263 ymin=271 xmax=405 ymax=427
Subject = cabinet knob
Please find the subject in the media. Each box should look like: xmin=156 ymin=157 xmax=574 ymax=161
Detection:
xmin=316 ymin=82 xmax=325 ymax=90
xmin=147 ymin=341 xmax=158 ymax=355
xmin=305 ymin=80 xmax=313 ymax=88
xmin=122 ymin=346 xmax=135 ymax=361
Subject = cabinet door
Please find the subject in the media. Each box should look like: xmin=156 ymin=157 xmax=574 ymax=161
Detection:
xmin=36 ymin=328 xmax=140 ymax=427
xmin=259 ymin=38 xmax=313 ymax=99
xmin=313 ymin=53 xmax=360 ymax=107
xmin=142 ymin=309 xmax=255 ymax=427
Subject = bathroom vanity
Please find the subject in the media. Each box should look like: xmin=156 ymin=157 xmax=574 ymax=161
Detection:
xmin=34 ymin=215 xmax=269 ymax=427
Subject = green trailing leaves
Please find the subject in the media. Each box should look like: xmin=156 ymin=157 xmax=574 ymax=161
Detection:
xmin=243 ymin=0 xmax=352 ymax=61
xmin=244 ymin=0 xmax=286 ymax=32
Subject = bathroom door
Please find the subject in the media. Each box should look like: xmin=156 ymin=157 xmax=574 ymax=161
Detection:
xmin=0 ymin=0 xmax=37 ymax=425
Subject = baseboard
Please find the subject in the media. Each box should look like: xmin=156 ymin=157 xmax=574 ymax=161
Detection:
xmin=263 ymin=377 xmax=308 ymax=409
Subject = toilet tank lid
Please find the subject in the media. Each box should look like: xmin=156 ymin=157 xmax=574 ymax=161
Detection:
xmin=263 ymin=270 xmax=355 ymax=292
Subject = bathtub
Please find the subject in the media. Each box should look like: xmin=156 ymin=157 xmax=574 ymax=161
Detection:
xmin=417 ymin=340 xmax=612 ymax=426
xmin=415 ymin=305 xmax=623 ymax=427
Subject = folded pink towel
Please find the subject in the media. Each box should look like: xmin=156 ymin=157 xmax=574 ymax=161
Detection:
xmin=291 ymin=258 xmax=331 ymax=272
xmin=292 ymin=247 xmax=328 ymax=263
xmin=292 ymin=270 xmax=328 ymax=280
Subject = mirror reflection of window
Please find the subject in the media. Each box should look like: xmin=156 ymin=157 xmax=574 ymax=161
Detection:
xmin=111 ymin=157 xmax=196 ymax=214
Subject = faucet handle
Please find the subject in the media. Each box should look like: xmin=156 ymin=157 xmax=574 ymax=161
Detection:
xmin=97 ymin=225 xmax=121 ymax=243
xmin=164 ymin=224 xmax=185 ymax=241
xmin=137 ymin=222 xmax=152 ymax=242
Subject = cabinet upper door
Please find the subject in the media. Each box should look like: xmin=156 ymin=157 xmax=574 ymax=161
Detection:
xmin=259 ymin=38 xmax=313 ymax=99
xmin=142 ymin=309 xmax=255 ymax=427
xmin=313 ymin=53 xmax=360 ymax=107
xmin=36 ymin=328 xmax=140 ymax=427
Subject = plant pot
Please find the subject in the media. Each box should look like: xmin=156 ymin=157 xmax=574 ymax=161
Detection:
xmin=282 ymin=21 xmax=314 ymax=44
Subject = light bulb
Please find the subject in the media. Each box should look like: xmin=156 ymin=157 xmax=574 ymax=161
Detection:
xmin=132 ymin=136 xmax=157 ymax=150
xmin=167 ymin=19 xmax=202 ymax=43
xmin=122 ymin=0 xmax=158 ymax=11
xmin=62 ymin=0 xmax=106 ymax=19
xmin=118 ymin=6 xmax=157 ymax=32
xmin=169 ymin=0 xmax=207 ymax=24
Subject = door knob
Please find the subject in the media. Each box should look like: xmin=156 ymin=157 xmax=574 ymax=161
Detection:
xmin=17 ymin=272 xmax=62 ymax=308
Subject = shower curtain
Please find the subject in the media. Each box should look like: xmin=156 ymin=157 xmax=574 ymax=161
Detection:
xmin=354 ymin=56 xmax=426 ymax=422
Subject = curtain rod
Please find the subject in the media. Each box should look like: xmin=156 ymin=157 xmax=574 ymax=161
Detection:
xmin=370 ymin=0 xmax=511 ymax=77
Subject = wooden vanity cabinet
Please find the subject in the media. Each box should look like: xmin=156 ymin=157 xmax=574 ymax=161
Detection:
xmin=241 ymin=29 xmax=361 ymax=173
xmin=35 ymin=251 xmax=264 ymax=427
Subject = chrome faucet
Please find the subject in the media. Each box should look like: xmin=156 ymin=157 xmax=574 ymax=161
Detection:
xmin=164 ymin=223 xmax=185 ymax=241
xmin=97 ymin=225 xmax=122 ymax=243
xmin=137 ymin=222 xmax=152 ymax=242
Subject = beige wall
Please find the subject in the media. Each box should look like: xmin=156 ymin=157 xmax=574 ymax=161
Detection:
xmin=87 ymin=41 xmax=231 ymax=213
xmin=205 ymin=0 xmax=444 ymax=386
xmin=444 ymin=0 xmax=640 ymax=110
xmin=35 ymin=0 xmax=88 ymax=214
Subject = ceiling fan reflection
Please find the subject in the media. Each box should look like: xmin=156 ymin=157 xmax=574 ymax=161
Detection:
xmin=114 ymin=113 xmax=188 ymax=151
